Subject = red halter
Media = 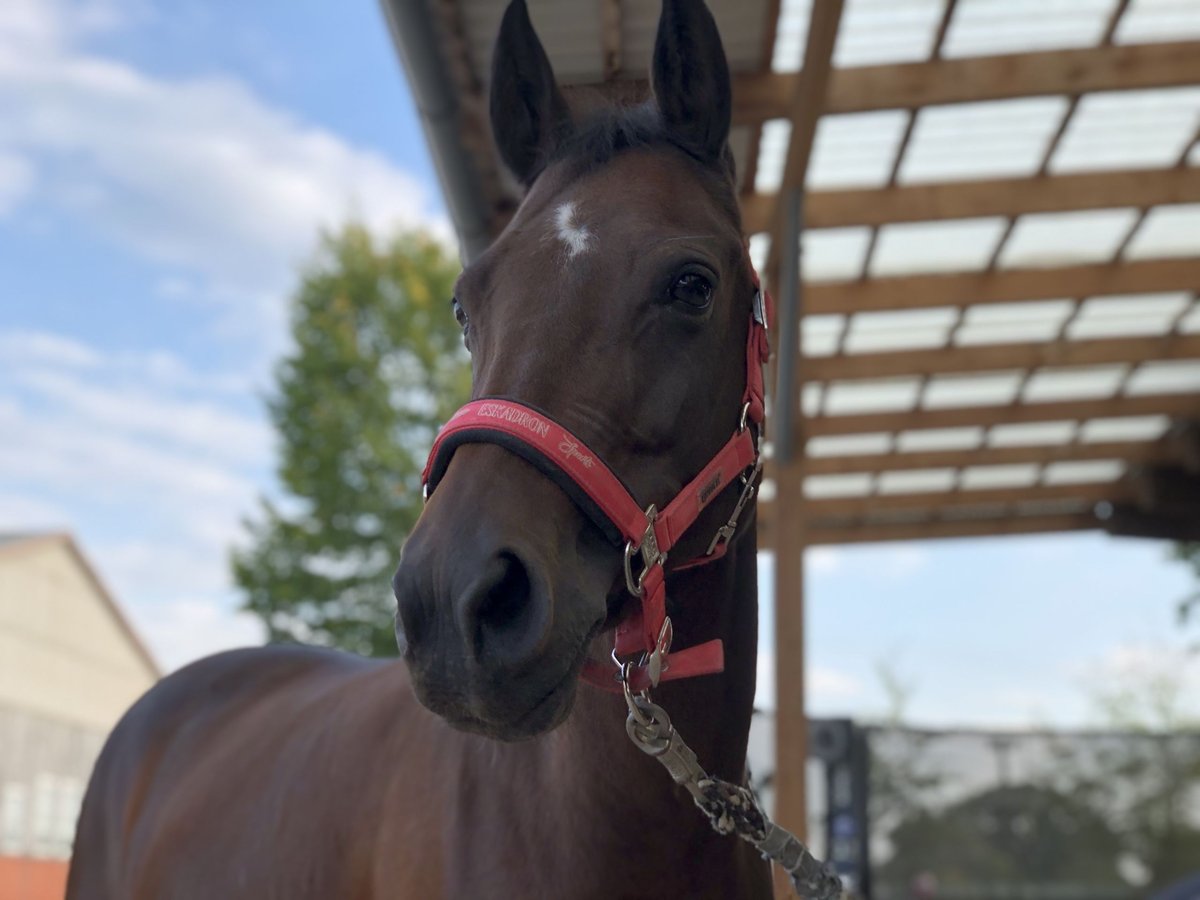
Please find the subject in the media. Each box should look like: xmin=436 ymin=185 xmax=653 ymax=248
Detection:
xmin=422 ymin=270 xmax=771 ymax=695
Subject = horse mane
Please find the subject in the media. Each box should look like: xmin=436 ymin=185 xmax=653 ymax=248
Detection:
xmin=545 ymin=101 xmax=742 ymax=228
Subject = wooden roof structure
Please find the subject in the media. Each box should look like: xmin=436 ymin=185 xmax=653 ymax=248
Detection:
xmin=388 ymin=0 xmax=1200 ymax=550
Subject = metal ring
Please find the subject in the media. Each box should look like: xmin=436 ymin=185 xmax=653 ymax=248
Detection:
xmin=738 ymin=401 xmax=751 ymax=433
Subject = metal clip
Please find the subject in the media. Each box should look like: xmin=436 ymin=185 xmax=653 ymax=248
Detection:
xmin=705 ymin=457 xmax=764 ymax=556
xmin=623 ymin=504 xmax=665 ymax=597
xmin=644 ymin=617 xmax=673 ymax=688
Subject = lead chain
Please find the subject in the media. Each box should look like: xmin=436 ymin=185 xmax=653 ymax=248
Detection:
xmin=622 ymin=693 xmax=843 ymax=900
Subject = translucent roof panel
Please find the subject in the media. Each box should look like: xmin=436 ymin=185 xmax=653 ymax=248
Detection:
xmin=960 ymin=464 xmax=1041 ymax=490
xmin=833 ymin=0 xmax=945 ymax=67
xmin=1174 ymin=299 xmax=1200 ymax=334
xmin=998 ymin=208 xmax=1139 ymax=269
xmin=1049 ymin=87 xmax=1200 ymax=173
xmin=843 ymin=307 xmax=958 ymax=354
xmin=896 ymin=427 xmax=985 ymax=452
xmin=748 ymin=233 xmax=770 ymax=271
xmin=1115 ymin=0 xmax=1200 ymax=44
xmin=808 ymin=110 xmax=910 ymax=189
xmin=941 ymin=0 xmax=1117 ymax=58
xmin=899 ymin=98 xmax=1068 ymax=184
xmin=877 ymin=468 xmax=958 ymax=494
xmin=1022 ymin=366 xmax=1129 ymax=403
xmin=1042 ymin=460 xmax=1126 ymax=485
xmin=807 ymin=433 xmax=893 ymax=457
xmin=772 ymin=0 xmax=813 ymax=73
xmin=1125 ymin=360 xmax=1200 ymax=395
xmin=1067 ymin=292 xmax=1192 ymax=339
xmin=802 ymin=227 xmax=873 ymax=281
xmin=988 ymin=421 xmax=1078 ymax=447
xmin=801 ymin=382 xmax=823 ymax=416
xmin=823 ymin=378 xmax=924 ymax=414
xmin=1079 ymin=415 xmax=1170 ymax=443
xmin=1123 ymin=204 xmax=1200 ymax=260
xmin=754 ymin=119 xmax=792 ymax=193
xmin=804 ymin=473 xmax=874 ymax=499
xmin=870 ymin=217 xmax=1008 ymax=276
xmin=955 ymin=300 xmax=1075 ymax=346
xmin=802 ymin=314 xmax=847 ymax=357
xmin=923 ymin=372 xmax=1024 ymax=409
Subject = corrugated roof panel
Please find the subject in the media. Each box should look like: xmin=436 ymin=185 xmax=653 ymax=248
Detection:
xmin=896 ymin=427 xmax=985 ymax=452
xmin=877 ymin=468 xmax=959 ymax=494
xmin=870 ymin=217 xmax=1008 ymax=276
xmin=1049 ymin=87 xmax=1200 ymax=172
xmin=809 ymin=110 xmax=910 ymax=188
xmin=1022 ymin=366 xmax=1129 ymax=402
xmin=754 ymin=119 xmax=791 ymax=192
xmin=941 ymin=0 xmax=1118 ymax=58
xmin=802 ymin=314 xmax=847 ymax=357
xmin=772 ymin=0 xmax=814 ymax=72
xmin=1115 ymin=0 xmax=1200 ymax=43
xmin=804 ymin=473 xmax=875 ymax=498
xmin=960 ymin=463 xmax=1041 ymax=490
xmin=923 ymin=372 xmax=1024 ymax=408
xmin=807 ymin=433 xmax=894 ymax=457
xmin=955 ymin=300 xmax=1074 ymax=346
xmin=833 ymin=0 xmax=945 ymax=67
xmin=1123 ymin=203 xmax=1200 ymax=260
xmin=1079 ymin=415 xmax=1170 ymax=442
xmin=844 ymin=307 xmax=958 ymax=353
xmin=824 ymin=377 xmax=924 ymax=414
xmin=1042 ymin=459 xmax=1125 ymax=484
xmin=998 ymin=208 xmax=1139 ymax=269
xmin=1067 ymin=292 xmax=1192 ymax=339
xmin=988 ymin=421 xmax=1078 ymax=447
xmin=802 ymin=226 xmax=873 ymax=280
xmin=1125 ymin=360 xmax=1200 ymax=394
xmin=900 ymin=98 xmax=1068 ymax=184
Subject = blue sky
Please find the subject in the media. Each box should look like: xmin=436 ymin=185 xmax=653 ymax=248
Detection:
xmin=2 ymin=0 xmax=1196 ymax=729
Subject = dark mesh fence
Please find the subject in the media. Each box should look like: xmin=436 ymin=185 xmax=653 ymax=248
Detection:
xmin=864 ymin=726 xmax=1200 ymax=900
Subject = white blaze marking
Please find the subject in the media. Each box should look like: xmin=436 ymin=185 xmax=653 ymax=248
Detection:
xmin=554 ymin=201 xmax=591 ymax=258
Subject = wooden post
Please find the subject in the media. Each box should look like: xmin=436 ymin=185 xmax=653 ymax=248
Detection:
xmin=773 ymin=463 xmax=807 ymax=899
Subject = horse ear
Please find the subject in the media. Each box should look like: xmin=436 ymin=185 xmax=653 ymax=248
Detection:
xmin=490 ymin=0 xmax=572 ymax=187
xmin=657 ymin=0 xmax=729 ymax=160
xmin=651 ymin=0 xmax=732 ymax=161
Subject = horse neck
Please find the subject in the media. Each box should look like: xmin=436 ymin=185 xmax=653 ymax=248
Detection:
xmin=556 ymin=522 xmax=760 ymax=832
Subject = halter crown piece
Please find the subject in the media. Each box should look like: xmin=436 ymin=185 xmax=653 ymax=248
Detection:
xmin=421 ymin=256 xmax=771 ymax=695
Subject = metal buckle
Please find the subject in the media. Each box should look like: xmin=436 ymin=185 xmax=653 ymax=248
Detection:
xmin=623 ymin=504 xmax=665 ymax=597
xmin=705 ymin=456 xmax=764 ymax=556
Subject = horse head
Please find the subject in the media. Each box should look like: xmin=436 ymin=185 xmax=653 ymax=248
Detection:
xmin=393 ymin=0 xmax=755 ymax=741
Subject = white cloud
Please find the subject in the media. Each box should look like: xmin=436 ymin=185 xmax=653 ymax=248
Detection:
xmin=130 ymin=595 xmax=265 ymax=672
xmin=0 ymin=152 xmax=34 ymax=215
xmin=0 ymin=0 xmax=451 ymax=344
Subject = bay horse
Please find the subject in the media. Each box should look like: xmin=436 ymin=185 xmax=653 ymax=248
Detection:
xmin=67 ymin=1 xmax=806 ymax=897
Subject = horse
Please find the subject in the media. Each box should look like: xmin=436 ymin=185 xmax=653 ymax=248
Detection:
xmin=67 ymin=1 xmax=790 ymax=896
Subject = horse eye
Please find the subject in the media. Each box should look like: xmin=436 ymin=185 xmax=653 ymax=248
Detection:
xmin=669 ymin=272 xmax=714 ymax=310
xmin=451 ymin=296 xmax=469 ymax=333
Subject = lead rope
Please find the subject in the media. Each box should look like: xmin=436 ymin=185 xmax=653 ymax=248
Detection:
xmin=619 ymin=673 xmax=843 ymax=899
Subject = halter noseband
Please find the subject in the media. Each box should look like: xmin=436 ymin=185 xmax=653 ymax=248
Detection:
xmin=421 ymin=266 xmax=771 ymax=694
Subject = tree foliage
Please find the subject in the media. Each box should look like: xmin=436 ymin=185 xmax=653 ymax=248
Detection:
xmin=233 ymin=224 xmax=469 ymax=657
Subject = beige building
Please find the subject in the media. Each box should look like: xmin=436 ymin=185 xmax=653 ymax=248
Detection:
xmin=0 ymin=532 xmax=158 ymax=900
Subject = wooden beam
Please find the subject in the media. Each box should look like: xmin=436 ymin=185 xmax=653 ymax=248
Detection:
xmin=740 ymin=166 xmax=1200 ymax=234
xmin=772 ymin=463 xmax=808 ymax=896
xmin=802 ymin=392 xmax=1200 ymax=439
xmin=805 ymin=257 xmax=1200 ymax=315
xmin=798 ymin=480 xmax=1121 ymax=519
xmin=798 ymin=439 xmax=1160 ymax=476
xmin=805 ymin=333 xmax=1200 ymax=382
xmin=731 ymin=40 xmax=1200 ymax=124
xmin=799 ymin=512 xmax=1100 ymax=546
xmin=599 ymin=0 xmax=622 ymax=80
xmin=763 ymin=0 xmax=845 ymax=282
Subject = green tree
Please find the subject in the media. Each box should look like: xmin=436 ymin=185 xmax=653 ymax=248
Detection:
xmin=233 ymin=224 xmax=470 ymax=657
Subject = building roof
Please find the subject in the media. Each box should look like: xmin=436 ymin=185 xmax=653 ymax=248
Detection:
xmin=384 ymin=0 xmax=1200 ymax=546
xmin=0 ymin=532 xmax=161 ymax=678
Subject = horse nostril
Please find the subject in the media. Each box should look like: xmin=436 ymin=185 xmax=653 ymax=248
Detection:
xmin=463 ymin=551 xmax=543 ymax=667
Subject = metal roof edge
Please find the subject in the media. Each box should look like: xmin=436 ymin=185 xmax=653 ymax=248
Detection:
xmin=379 ymin=0 xmax=495 ymax=263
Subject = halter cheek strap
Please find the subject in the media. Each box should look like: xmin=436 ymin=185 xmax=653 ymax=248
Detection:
xmin=422 ymin=274 xmax=772 ymax=695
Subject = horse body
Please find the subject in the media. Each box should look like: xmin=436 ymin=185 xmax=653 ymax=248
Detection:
xmin=69 ymin=1 xmax=777 ymax=896
xmin=68 ymin=533 xmax=768 ymax=899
